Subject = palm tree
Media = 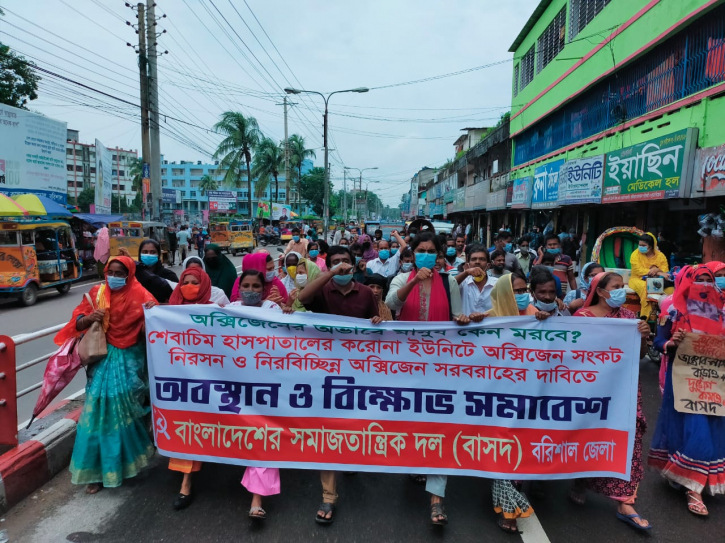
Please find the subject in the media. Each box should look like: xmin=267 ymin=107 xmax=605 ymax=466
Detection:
xmin=213 ymin=112 xmax=260 ymax=219
xmin=128 ymin=157 xmax=144 ymax=192
xmin=288 ymin=134 xmax=316 ymax=212
xmin=198 ymin=174 xmax=218 ymax=196
xmin=253 ymin=137 xmax=284 ymax=203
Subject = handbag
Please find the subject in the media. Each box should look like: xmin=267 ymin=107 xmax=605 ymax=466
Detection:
xmin=77 ymin=293 xmax=108 ymax=366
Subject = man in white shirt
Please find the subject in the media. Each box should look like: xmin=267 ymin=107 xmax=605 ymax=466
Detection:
xmin=366 ymin=231 xmax=407 ymax=277
xmin=456 ymin=244 xmax=498 ymax=315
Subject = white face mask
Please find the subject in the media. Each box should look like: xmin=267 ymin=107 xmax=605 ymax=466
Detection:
xmin=295 ymin=274 xmax=308 ymax=287
xmin=265 ymin=271 xmax=276 ymax=282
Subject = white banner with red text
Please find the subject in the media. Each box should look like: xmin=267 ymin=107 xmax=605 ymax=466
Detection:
xmin=144 ymin=306 xmax=640 ymax=480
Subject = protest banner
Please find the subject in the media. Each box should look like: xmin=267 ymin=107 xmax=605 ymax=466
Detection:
xmin=672 ymin=333 xmax=725 ymax=416
xmin=145 ymin=306 xmax=641 ymax=480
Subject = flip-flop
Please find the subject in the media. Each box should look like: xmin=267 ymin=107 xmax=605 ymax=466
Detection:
xmin=409 ymin=474 xmax=427 ymax=485
xmin=315 ymin=503 xmax=335 ymax=525
xmin=616 ymin=512 xmax=652 ymax=531
xmin=249 ymin=506 xmax=266 ymax=521
xmin=430 ymin=502 xmax=448 ymax=525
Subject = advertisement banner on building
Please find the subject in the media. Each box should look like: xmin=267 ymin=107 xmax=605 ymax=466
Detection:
xmin=146 ymin=306 xmax=639 ymax=479
xmin=691 ymin=143 xmax=725 ymax=198
xmin=0 ymin=104 xmax=67 ymax=204
xmin=603 ymin=128 xmax=697 ymax=204
xmin=487 ymin=189 xmax=507 ymax=211
xmin=207 ymin=190 xmax=237 ymax=212
xmin=162 ymin=188 xmax=181 ymax=204
xmin=271 ymin=203 xmax=294 ymax=221
xmin=557 ymin=155 xmax=604 ymax=205
xmin=454 ymin=187 xmax=465 ymax=211
xmin=256 ymin=201 xmax=271 ymax=218
xmin=511 ymin=176 xmax=533 ymax=209
xmin=94 ymin=139 xmax=113 ymax=214
xmin=532 ymin=159 xmax=565 ymax=209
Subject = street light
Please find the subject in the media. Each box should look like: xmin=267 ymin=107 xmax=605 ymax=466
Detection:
xmin=344 ymin=166 xmax=378 ymax=223
xmin=284 ymin=87 xmax=369 ymax=240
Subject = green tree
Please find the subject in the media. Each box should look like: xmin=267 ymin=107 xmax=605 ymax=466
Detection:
xmin=77 ymin=186 xmax=95 ymax=213
xmin=253 ymin=137 xmax=284 ymax=202
xmin=0 ymin=8 xmax=40 ymax=110
xmin=199 ymin=174 xmax=218 ymax=196
xmin=213 ymin=112 xmax=260 ymax=219
xmin=288 ymin=134 xmax=316 ymax=211
xmin=128 ymin=157 xmax=144 ymax=192
xmin=299 ymin=167 xmax=331 ymax=217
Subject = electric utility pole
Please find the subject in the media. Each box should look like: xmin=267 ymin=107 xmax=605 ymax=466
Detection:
xmin=146 ymin=0 xmax=162 ymax=220
xmin=283 ymin=96 xmax=290 ymax=205
xmin=134 ymin=3 xmax=151 ymax=220
xmin=343 ymin=169 xmax=347 ymax=224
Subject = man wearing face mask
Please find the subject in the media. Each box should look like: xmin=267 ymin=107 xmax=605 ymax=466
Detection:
xmin=529 ymin=266 xmax=569 ymax=316
xmin=535 ymin=234 xmax=577 ymax=294
xmin=367 ymin=231 xmax=407 ymax=278
xmin=283 ymin=227 xmax=309 ymax=257
xmin=488 ymin=232 xmax=522 ymax=274
xmin=296 ymin=245 xmax=381 ymax=525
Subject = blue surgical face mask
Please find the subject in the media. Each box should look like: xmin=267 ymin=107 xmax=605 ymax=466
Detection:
xmin=355 ymin=256 xmax=362 ymax=264
xmin=401 ymin=262 xmax=414 ymax=272
xmin=580 ymin=277 xmax=590 ymax=291
xmin=604 ymin=287 xmax=626 ymax=308
xmin=409 ymin=233 xmax=415 ymax=239
xmin=309 ymin=250 xmax=319 ymax=258
xmin=332 ymin=273 xmax=353 ymax=286
xmin=379 ymin=250 xmax=390 ymax=260
xmin=107 ymin=276 xmax=126 ymax=290
xmin=140 ymin=254 xmax=158 ymax=266
xmin=293 ymin=235 xmax=300 ymax=242
xmin=415 ymin=253 xmax=437 ymax=270
xmin=638 ymin=245 xmax=649 ymax=254
xmin=504 ymin=243 xmax=512 ymax=253
xmin=391 ymin=248 xmax=398 ymax=255
xmin=534 ymin=297 xmax=558 ymax=312
xmin=515 ymin=293 xmax=531 ymax=310
xmin=446 ymin=247 xmax=456 ymax=257
xmin=546 ymin=248 xmax=561 ymax=255
xmin=716 ymin=277 xmax=725 ymax=290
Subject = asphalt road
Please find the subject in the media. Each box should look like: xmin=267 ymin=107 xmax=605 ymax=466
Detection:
xmin=1 ymin=244 xmax=286 ymax=424
xmin=3 ymin=341 xmax=725 ymax=542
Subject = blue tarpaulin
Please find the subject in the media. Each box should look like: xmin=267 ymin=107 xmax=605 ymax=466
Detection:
xmin=71 ymin=213 xmax=124 ymax=228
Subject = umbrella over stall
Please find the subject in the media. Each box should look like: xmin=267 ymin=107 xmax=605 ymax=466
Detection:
xmin=0 ymin=193 xmax=29 ymax=216
xmin=13 ymin=194 xmax=72 ymax=218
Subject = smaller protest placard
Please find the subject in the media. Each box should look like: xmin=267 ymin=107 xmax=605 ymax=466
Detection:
xmin=672 ymin=333 xmax=725 ymax=416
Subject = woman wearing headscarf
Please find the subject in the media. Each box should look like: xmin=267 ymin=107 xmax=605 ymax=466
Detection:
xmin=562 ymin=261 xmax=604 ymax=313
xmin=280 ymin=251 xmax=302 ymax=295
xmin=288 ymin=257 xmax=321 ymax=312
xmin=173 ymin=256 xmax=230 ymax=306
xmin=166 ymin=266 xmax=213 ymax=509
xmin=484 ymin=272 xmax=536 ymax=533
xmin=364 ymin=273 xmax=393 ymax=321
xmin=648 ymin=265 xmax=725 ymax=517
xmin=203 ymin=243 xmax=238 ymax=298
xmin=54 ymin=256 xmax=157 ymax=493
xmin=573 ymin=271 xmax=652 ymax=531
xmin=230 ymin=252 xmax=288 ymax=305
xmin=628 ymin=232 xmax=672 ymax=319
xmin=119 ymin=239 xmax=179 ymax=303
xmin=357 ymin=234 xmax=378 ymax=262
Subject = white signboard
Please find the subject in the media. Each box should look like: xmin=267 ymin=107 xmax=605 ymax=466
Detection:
xmin=94 ymin=139 xmax=113 ymax=213
xmin=272 ymin=203 xmax=294 ymax=221
xmin=0 ymin=104 xmax=67 ymax=203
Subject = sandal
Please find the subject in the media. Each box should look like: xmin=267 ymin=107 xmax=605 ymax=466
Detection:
xmin=686 ymin=491 xmax=709 ymax=516
xmin=409 ymin=474 xmax=427 ymax=485
xmin=568 ymin=488 xmax=586 ymax=506
xmin=85 ymin=483 xmax=102 ymax=495
xmin=315 ymin=502 xmax=335 ymax=525
xmin=498 ymin=515 xmax=520 ymax=534
xmin=430 ymin=502 xmax=448 ymax=525
xmin=249 ymin=506 xmax=266 ymax=521
xmin=616 ymin=512 xmax=652 ymax=531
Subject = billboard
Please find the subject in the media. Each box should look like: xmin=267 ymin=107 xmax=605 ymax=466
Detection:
xmin=0 ymin=104 xmax=67 ymax=203
xmin=557 ymin=155 xmax=604 ymax=205
xmin=162 ymin=188 xmax=181 ymax=204
xmin=602 ymin=128 xmax=697 ymax=203
xmin=94 ymin=139 xmax=113 ymax=213
xmin=511 ymin=176 xmax=532 ymax=209
xmin=271 ymin=203 xmax=293 ymax=220
xmin=207 ymin=190 xmax=236 ymax=212
xmin=691 ymin=143 xmax=725 ymax=198
xmin=532 ymin=159 xmax=565 ymax=209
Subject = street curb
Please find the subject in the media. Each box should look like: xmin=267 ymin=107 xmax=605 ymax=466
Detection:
xmin=0 ymin=398 xmax=83 ymax=512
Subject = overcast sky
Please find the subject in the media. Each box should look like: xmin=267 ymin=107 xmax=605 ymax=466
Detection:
xmin=0 ymin=0 xmax=537 ymax=205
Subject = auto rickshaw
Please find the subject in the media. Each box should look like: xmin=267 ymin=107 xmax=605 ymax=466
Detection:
xmin=209 ymin=222 xmax=231 ymax=252
xmin=108 ymin=221 xmax=171 ymax=264
xmin=229 ymin=220 xmax=256 ymax=256
xmin=279 ymin=220 xmax=303 ymax=243
xmin=0 ymin=220 xmax=82 ymax=306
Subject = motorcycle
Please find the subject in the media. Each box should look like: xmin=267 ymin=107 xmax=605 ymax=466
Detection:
xmin=258 ymin=233 xmax=280 ymax=246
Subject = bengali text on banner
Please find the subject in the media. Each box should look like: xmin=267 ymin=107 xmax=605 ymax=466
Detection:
xmin=144 ymin=306 xmax=641 ymax=480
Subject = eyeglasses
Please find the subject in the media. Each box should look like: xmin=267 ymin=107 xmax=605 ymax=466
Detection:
xmin=105 ymin=270 xmax=128 ymax=278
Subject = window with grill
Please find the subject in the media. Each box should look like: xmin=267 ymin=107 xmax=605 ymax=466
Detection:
xmin=569 ymin=0 xmax=612 ymax=41
xmin=513 ymin=64 xmax=520 ymax=97
xmin=520 ymin=46 xmax=535 ymax=90
xmin=537 ymin=6 xmax=566 ymax=73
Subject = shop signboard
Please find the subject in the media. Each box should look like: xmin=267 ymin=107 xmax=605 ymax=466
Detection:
xmin=691 ymin=143 xmax=725 ymax=198
xmin=532 ymin=159 xmax=565 ymax=209
xmin=207 ymin=190 xmax=236 ymax=212
xmin=455 ymin=187 xmax=465 ymax=211
xmin=511 ymin=176 xmax=532 ymax=209
xmin=487 ymin=189 xmax=507 ymax=211
xmin=602 ymin=128 xmax=697 ymax=203
xmin=162 ymin=188 xmax=181 ymax=204
xmin=465 ymin=185 xmax=476 ymax=210
xmin=557 ymin=155 xmax=604 ymax=205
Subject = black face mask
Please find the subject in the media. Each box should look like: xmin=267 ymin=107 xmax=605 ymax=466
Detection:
xmin=363 ymin=242 xmax=371 ymax=249
xmin=492 ymin=265 xmax=504 ymax=274
xmin=205 ymin=256 xmax=219 ymax=267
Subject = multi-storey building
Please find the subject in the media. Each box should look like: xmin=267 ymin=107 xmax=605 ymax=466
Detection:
xmin=65 ymin=129 xmax=139 ymax=207
xmin=507 ymin=0 xmax=725 ymax=258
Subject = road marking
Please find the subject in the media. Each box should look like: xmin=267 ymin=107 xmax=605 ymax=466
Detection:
xmin=71 ymin=280 xmax=103 ymax=290
xmin=517 ymin=493 xmax=551 ymax=543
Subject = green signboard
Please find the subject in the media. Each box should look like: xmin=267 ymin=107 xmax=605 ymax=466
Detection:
xmin=602 ymin=128 xmax=697 ymax=203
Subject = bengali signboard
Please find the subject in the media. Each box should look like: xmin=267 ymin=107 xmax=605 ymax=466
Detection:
xmin=603 ymin=128 xmax=697 ymax=204
xmin=0 ymin=104 xmax=67 ymax=204
xmin=511 ymin=176 xmax=533 ymax=209
xmin=532 ymin=159 xmax=565 ymax=209
xmin=162 ymin=188 xmax=181 ymax=204
xmin=557 ymin=155 xmax=604 ymax=205
xmin=94 ymin=139 xmax=113 ymax=214
xmin=691 ymin=143 xmax=725 ymax=198
xmin=146 ymin=306 xmax=640 ymax=479
xmin=672 ymin=333 xmax=725 ymax=417
xmin=207 ymin=190 xmax=236 ymax=212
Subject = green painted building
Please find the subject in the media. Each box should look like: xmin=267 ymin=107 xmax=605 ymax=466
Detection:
xmin=507 ymin=0 xmax=725 ymax=257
